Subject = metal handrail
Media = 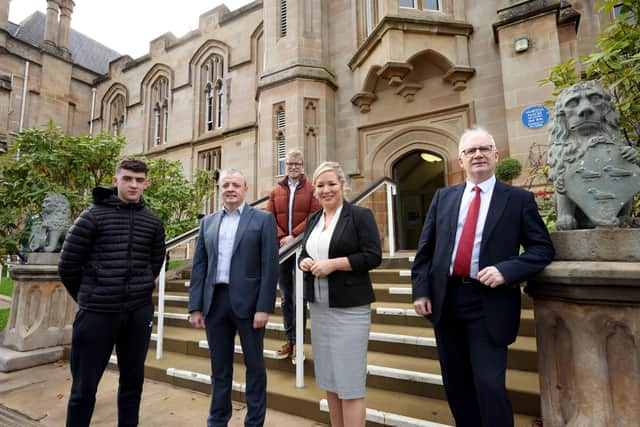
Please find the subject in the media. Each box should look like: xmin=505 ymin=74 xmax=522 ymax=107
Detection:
xmin=156 ymin=178 xmax=398 ymax=391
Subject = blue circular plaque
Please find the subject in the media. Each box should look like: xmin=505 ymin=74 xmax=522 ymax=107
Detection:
xmin=521 ymin=105 xmax=549 ymax=129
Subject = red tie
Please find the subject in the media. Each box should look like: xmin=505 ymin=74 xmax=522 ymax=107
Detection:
xmin=453 ymin=186 xmax=481 ymax=277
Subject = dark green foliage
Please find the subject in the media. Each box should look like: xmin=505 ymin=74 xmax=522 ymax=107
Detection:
xmin=0 ymin=122 xmax=125 ymax=256
xmin=541 ymin=0 xmax=640 ymax=145
xmin=0 ymin=122 xmax=214 ymax=256
xmin=495 ymin=158 xmax=523 ymax=182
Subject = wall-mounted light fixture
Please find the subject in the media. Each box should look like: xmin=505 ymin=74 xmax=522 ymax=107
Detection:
xmin=421 ymin=153 xmax=442 ymax=163
xmin=514 ymin=36 xmax=530 ymax=53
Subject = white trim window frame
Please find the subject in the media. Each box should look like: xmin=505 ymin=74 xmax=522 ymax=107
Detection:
xmin=399 ymin=0 xmax=440 ymax=11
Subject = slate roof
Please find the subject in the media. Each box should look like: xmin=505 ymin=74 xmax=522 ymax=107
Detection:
xmin=8 ymin=11 xmax=121 ymax=75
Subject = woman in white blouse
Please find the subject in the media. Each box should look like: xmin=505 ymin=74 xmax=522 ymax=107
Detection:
xmin=299 ymin=161 xmax=382 ymax=427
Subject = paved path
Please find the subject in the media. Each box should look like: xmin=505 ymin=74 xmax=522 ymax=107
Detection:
xmin=0 ymin=361 xmax=326 ymax=426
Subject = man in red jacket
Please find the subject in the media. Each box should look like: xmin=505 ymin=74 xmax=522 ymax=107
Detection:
xmin=266 ymin=149 xmax=320 ymax=361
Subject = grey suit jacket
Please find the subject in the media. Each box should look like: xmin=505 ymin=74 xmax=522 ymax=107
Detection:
xmin=188 ymin=204 xmax=279 ymax=319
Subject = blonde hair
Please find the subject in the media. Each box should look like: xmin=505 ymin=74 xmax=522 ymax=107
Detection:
xmin=286 ymin=149 xmax=304 ymax=163
xmin=312 ymin=161 xmax=350 ymax=198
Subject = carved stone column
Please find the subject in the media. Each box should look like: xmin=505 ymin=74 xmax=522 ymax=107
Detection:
xmin=57 ymin=0 xmax=74 ymax=57
xmin=0 ymin=0 xmax=9 ymax=33
xmin=525 ymin=228 xmax=640 ymax=427
xmin=43 ymin=0 xmax=59 ymax=48
xmin=2 ymin=255 xmax=76 ymax=352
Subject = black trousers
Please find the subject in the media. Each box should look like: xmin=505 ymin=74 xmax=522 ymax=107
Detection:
xmin=205 ymin=285 xmax=266 ymax=427
xmin=279 ymin=256 xmax=307 ymax=343
xmin=434 ymin=279 xmax=514 ymax=427
xmin=66 ymin=304 xmax=153 ymax=427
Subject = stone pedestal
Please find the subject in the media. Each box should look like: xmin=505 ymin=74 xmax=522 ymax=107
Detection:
xmin=2 ymin=255 xmax=76 ymax=352
xmin=525 ymin=228 xmax=640 ymax=427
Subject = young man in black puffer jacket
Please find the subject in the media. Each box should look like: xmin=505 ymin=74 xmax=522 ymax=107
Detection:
xmin=59 ymin=157 xmax=166 ymax=427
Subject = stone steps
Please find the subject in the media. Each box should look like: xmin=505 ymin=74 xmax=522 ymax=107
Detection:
xmin=109 ymin=349 xmax=540 ymax=427
xmin=149 ymin=261 xmax=542 ymax=425
xmin=147 ymin=327 xmax=540 ymax=416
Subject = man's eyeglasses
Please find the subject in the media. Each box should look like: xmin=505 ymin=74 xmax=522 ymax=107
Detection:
xmin=460 ymin=145 xmax=495 ymax=158
xmin=286 ymin=162 xmax=303 ymax=167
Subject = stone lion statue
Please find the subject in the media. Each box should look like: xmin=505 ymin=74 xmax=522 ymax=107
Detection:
xmin=28 ymin=192 xmax=72 ymax=252
xmin=548 ymin=80 xmax=639 ymax=230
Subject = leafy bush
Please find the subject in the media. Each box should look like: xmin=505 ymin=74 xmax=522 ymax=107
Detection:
xmin=495 ymin=158 xmax=523 ymax=182
xmin=0 ymin=123 xmax=214 ymax=256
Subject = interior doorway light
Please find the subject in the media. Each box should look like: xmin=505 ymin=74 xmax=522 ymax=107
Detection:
xmin=421 ymin=153 xmax=442 ymax=163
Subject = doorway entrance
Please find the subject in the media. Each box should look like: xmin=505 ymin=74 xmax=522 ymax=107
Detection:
xmin=393 ymin=150 xmax=446 ymax=250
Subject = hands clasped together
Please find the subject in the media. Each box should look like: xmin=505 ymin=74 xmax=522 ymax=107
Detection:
xmin=299 ymin=257 xmax=336 ymax=278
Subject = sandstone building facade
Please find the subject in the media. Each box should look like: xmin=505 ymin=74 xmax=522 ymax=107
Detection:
xmin=0 ymin=0 xmax=613 ymax=249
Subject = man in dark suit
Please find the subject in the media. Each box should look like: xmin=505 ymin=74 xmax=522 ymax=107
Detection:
xmin=411 ymin=127 xmax=554 ymax=427
xmin=188 ymin=169 xmax=279 ymax=427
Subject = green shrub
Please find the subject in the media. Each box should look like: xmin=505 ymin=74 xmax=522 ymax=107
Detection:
xmin=495 ymin=158 xmax=523 ymax=182
xmin=0 ymin=277 xmax=12 ymax=297
xmin=0 ymin=308 xmax=9 ymax=332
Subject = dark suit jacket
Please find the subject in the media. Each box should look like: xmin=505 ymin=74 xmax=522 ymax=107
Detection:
xmin=299 ymin=202 xmax=382 ymax=308
xmin=411 ymin=180 xmax=554 ymax=346
xmin=188 ymin=204 xmax=279 ymax=319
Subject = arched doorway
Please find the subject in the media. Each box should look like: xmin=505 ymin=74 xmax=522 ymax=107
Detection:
xmin=393 ymin=150 xmax=445 ymax=250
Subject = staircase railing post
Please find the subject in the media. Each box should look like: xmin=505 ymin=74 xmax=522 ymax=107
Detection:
xmin=386 ymin=182 xmax=396 ymax=257
xmin=294 ymin=247 xmax=305 ymax=387
xmin=156 ymin=257 xmax=167 ymax=360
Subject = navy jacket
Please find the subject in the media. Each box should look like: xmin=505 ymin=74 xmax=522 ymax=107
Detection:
xmin=411 ymin=180 xmax=554 ymax=346
xmin=188 ymin=205 xmax=279 ymax=319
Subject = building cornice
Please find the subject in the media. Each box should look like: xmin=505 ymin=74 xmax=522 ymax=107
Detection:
xmin=348 ymin=15 xmax=473 ymax=71
xmin=492 ymin=0 xmax=580 ymax=43
xmin=256 ymin=64 xmax=338 ymax=98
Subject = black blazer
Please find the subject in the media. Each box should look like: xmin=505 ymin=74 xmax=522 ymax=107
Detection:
xmin=411 ymin=180 xmax=555 ymax=346
xmin=299 ymin=202 xmax=382 ymax=308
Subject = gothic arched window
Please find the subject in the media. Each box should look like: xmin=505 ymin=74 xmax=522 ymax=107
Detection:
xmin=109 ymin=94 xmax=126 ymax=136
xmin=150 ymin=76 xmax=170 ymax=146
xmin=201 ymin=55 xmax=224 ymax=132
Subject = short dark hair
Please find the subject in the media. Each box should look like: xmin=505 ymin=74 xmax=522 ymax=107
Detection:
xmin=116 ymin=157 xmax=148 ymax=175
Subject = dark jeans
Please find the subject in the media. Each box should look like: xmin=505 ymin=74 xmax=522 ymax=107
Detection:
xmin=66 ymin=304 xmax=154 ymax=427
xmin=434 ymin=280 xmax=514 ymax=427
xmin=279 ymin=256 xmax=307 ymax=343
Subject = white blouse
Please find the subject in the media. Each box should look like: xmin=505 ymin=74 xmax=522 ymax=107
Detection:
xmin=304 ymin=205 xmax=343 ymax=302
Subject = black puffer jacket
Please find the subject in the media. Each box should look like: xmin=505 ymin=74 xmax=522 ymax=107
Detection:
xmin=58 ymin=186 xmax=166 ymax=312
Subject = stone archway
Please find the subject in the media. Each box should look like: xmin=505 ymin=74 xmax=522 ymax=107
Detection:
xmin=366 ymin=126 xmax=460 ymax=251
xmin=393 ymin=150 xmax=446 ymax=250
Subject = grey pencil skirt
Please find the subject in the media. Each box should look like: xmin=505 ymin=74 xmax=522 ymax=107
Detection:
xmin=309 ymin=293 xmax=371 ymax=399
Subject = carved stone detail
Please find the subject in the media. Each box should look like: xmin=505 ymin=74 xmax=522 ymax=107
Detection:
xmin=395 ymin=83 xmax=423 ymax=102
xmin=548 ymin=81 xmax=640 ymax=230
xmin=351 ymin=91 xmax=377 ymax=114
xmin=525 ymin=230 xmax=640 ymax=426
xmin=2 ymin=264 xmax=76 ymax=352
xmin=443 ymin=66 xmax=475 ymax=91
xmin=376 ymin=62 xmax=413 ymax=87
xmin=28 ymin=192 xmax=72 ymax=253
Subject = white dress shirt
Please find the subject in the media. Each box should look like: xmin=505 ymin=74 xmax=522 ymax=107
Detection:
xmin=215 ymin=202 xmax=245 ymax=284
xmin=449 ymin=175 xmax=496 ymax=278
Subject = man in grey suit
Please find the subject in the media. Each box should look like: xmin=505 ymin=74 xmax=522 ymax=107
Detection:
xmin=188 ymin=169 xmax=279 ymax=427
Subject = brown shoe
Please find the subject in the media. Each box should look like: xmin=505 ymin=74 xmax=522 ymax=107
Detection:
xmin=276 ymin=341 xmax=293 ymax=358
